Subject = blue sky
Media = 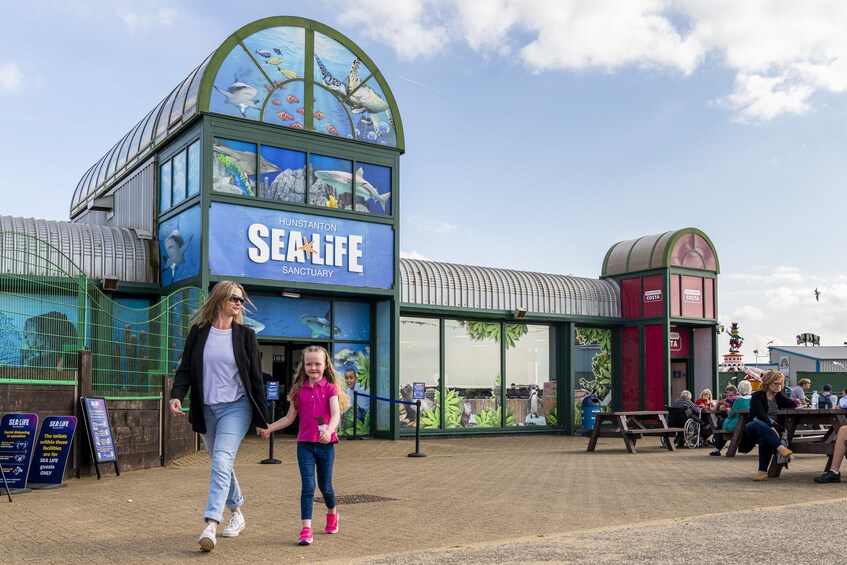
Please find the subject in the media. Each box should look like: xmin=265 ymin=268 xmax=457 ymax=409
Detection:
xmin=4 ymin=0 xmax=847 ymax=359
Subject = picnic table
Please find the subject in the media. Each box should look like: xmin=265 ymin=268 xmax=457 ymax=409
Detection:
xmin=586 ymin=411 xmax=684 ymax=454
xmin=767 ymin=408 xmax=847 ymax=478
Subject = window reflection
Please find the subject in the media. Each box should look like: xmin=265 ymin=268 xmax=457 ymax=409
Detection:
xmin=444 ymin=320 xmax=501 ymax=429
xmin=505 ymin=324 xmax=552 ymax=427
xmin=398 ymin=317 xmax=439 ymax=429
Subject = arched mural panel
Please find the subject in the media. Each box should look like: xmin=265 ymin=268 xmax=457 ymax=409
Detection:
xmin=210 ymin=45 xmax=270 ymax=120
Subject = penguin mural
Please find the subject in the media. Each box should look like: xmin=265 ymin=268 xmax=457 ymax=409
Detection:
xmin=524 ymin=384 xmax=546 ymax=425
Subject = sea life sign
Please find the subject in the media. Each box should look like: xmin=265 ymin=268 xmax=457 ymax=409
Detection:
xmin=209 ymin=203 xmax=394 ymax=289
xmin=0 ymin=413 xmax=38 ymax=492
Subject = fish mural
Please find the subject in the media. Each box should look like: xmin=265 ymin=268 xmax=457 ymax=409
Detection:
xmin=242 ymin=316 xmax=265 ymax=333
xmin=213 ymin=78 xmax=263 ymax=117
xmin=290 ymin=122 xmax=303 ymax=129
xmin=255 ymin=49 xmax=272 ymax=58
xmin=314 ymin=111 xmax=325 ymax=120
xmin=313 ymin=167 xmax=391 ymax=211
xmin=277 ymin=111 xmax=294 ymax=121
xmin=296 ymin=107 xmax=305 ymax=114
xmin=325 ymin=124 xmax=338 ymax=135
xmin=285 ymin=95 xmax=299 ymax=104
xmin=20 ymin=310 xmax=78 ymax=369
xmin=301 ymin=313 xmax=341 ymax=338
xmin=213 ymin=142 xmax=279 ymax=177
xmin=271 ymin=99 xmax=281 ymax=106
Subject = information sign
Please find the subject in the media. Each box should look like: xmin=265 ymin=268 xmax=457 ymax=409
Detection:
xmin=0 ymin=412 xmax=39 ymax=493
xmin=412 ymin=382 xmax=426 ymax=400
xmin=266 ymin=381 xmax=280 ymax=401
xmin=27 ymin=416 xmax=77 ymax=489
xmin=80 ymin=397 xmax=120 ymax=479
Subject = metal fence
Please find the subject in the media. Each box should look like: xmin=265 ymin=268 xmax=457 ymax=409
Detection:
xmin=0 ymin=230 xmax=205 ymax=398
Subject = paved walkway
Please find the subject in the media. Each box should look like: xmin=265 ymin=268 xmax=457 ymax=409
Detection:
xmin=4 ymin=434 xmax=847 ymax=563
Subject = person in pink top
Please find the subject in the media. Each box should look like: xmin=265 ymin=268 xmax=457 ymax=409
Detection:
xmin=259 ymin=346 xmax=349 ymax=545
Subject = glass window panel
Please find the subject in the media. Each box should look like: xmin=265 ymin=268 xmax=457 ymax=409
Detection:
xmin=575 ymin=327 xmax=613 ymax=424
xmin=241 ymin=26 xmax=305 ymax=80
xmin=334 ymin=342 xmax=371 ymax=436
xmin=444 ymin=319 xmax=501 ymax=429
xmin=261 ymin=80 xmax=306 ymax=130
xmin=399 ymin=317 xmax=440 ymax=429
xmin=310 ymin=154 xmax=352 ymax=210
xmin=183 ymin=55 xmax=210 ymax=118
xmin=158 ymin=206 xmax=201 ymax=285
xmin=312 ymin=85 xmax=353 ymax=139
xmin=375 ymin=300 xmax=391 ymax=432
xmin=187 ymin=141 xmax=200 ymax=197
xmin=209 ymin=45 xmax=269 ymax=120
xmin=159 ymin=160 xmax=172 ymax=212
xmin=355 ymin=162 xmax=391 ymax=215
xmin=334 ymin=301 xmax=370 ymax=341
xmin=505 ymin=325 xmax=551 ymax=427
xmin=212 ymin=137 xmax=257 ymax=196
xmin=257 ymin=145 xmax=306 ymax=202
xmin=172 ymin=149 xmax=187 ymax=205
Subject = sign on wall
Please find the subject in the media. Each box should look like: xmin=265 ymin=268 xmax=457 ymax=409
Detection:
xmin=209 ymin=203 xmax=394 ymax=289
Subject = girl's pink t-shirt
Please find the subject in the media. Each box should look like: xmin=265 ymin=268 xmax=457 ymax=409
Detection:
xmin=296 ymin=377 xmax=339 ymax=443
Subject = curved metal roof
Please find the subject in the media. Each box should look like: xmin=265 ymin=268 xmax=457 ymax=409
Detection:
xmin=71 ymin=16 xmax=405 ymax=219
xmin=602 ymin=228 xmax=719 ymax=277
xmin=400 ymin=259 xmax=620 ymax=318
xmin=0 ymin=216 xmax=154 ymax=283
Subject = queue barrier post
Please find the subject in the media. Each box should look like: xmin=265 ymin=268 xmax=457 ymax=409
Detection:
xmin=407 ymin=399 xmax=426 ymax=458
xmin=260 ymin=401 xmax=281 ymax=465
xmin=349 ymin=390 xmax=364 ymax=440
xmin=0 ymin=462 xmax=12 ymax=502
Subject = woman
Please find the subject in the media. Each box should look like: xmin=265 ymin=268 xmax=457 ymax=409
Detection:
xmin=710 ymin=380 xmax=752 ymax=456
xmin=741 ymin=370 xmax=795 ymax=481
xmin=169 ymin=281 xmax=269 ymax=551
xmin=695 ymin=389 xmax=716 ymax=410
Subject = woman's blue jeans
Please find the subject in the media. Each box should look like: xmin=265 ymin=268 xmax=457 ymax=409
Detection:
xmin=297 ymin=442 xmax=336 ymax=520
xmin=200 ymin=396 xmax=252 ymax=523
xmin=744 ymin=419 xmax=782 ymax=472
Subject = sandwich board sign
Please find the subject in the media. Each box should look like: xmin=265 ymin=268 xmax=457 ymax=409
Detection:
xmin=0 ymin=413 xmax=39 ymax=494
xmin=27 ymin=416 xmax=77 ymax=489
xmin=80 ymin=397 xmax=120 ymax=479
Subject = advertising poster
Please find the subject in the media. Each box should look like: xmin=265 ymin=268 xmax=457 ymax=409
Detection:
xmin=27 ymin=416 xmax=77 ymax=488
xmin=159 ymin=205 xmax=201 ymax=286
xmin=0 ymin=413 xmax=39 ymax=492
xmin=83 ymin=398 xmax=117 ymax=463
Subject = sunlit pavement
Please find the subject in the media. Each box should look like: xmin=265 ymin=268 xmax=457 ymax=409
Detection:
xmin=5 ymin=434 xmax=846 ymax=564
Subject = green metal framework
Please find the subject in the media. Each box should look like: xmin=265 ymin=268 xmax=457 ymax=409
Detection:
xmin=0 ymin=231 xmax=205 ymax=399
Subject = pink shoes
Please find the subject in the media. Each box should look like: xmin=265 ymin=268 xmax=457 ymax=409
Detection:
xmin=298 ymin=526 xmax=313 ymax=545
xmin=325 ymin=512 xmax=339 ymax=534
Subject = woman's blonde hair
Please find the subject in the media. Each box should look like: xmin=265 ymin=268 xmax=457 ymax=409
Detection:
xmin=760 ymin=370 xmax=785 ymax=391
xmin=700 ymin=389 xmax=713 ymax=401
xmin=798 ymin=378 xmax=811 ymax=387
xmin=738 ymin=380 xmax=753 ymax=395
xmin=288 ymin=345 xmax=350 ymax=412
xmin=191 ymin=281 xmax=254 ymax=327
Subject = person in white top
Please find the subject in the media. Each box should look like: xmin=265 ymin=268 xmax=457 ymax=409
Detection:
xmin=840 ymin=389 xmax=847 ymax=409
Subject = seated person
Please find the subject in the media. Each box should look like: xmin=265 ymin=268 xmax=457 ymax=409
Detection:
xmin=695 ymin=389 xmax=716 ymax=410
xmin=716 ymin=385 xmax=739 ymax=416
xmin=813 ymin=424 xmax=847 ymax=483
xmin=840 ymin=389 xmax=847 ymax=409
xmin=710 ymin=380 xmax=752 ymax=456
xmin=742 ymin=370 xmax=795 ymax=481
xmin=791 ymin=378 xmax=811 ymax=407
xmin=673 ymin=390 xmax=700 ymax=416
xmin=818 ymin=384 xmax=835 ymax=409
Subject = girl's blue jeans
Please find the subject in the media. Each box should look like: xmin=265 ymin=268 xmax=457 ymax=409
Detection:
xmin=297 ymin=442 xmax=337 ymax=520
xmin=200 ymin=396 xmax=252 ymax=523
xmin=744 ymin=419 xmax=782 ymax=472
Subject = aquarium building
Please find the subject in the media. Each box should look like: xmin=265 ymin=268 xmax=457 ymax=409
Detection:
xmin=0 ymin=17 xmax=721 ymax=443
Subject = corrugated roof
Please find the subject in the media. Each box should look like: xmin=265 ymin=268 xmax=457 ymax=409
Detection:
xmin=400 ymin=259 xmax=620 ymax=318
xmin=602 ymin=228 xmax=719 ymax=276
xmin=770 ymin=346 xmax=847 ymax=360
xmin=0 ymin=216 xmax=154 ymax=284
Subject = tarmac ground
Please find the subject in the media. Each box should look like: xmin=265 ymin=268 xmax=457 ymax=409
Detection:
xmin=4 ymin=433 xmax=846 ymax=564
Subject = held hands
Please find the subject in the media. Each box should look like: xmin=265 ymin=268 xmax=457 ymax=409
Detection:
xmin=319 ymin=429 xmax=333 ymax=444
xmin=169 ymin=399 xmax=185 ymax=416
xmin=257 ymin=427 xmax=271 ymax=440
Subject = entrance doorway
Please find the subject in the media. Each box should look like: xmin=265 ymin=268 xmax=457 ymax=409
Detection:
xmin=670 ymin=360 xmax=688 ymax=401
xmin=259 ymin=342 xmax=329 ymax=434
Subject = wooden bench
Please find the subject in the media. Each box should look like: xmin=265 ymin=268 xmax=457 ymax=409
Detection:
xmin=587 ymin=411 xmax=683 ymax=454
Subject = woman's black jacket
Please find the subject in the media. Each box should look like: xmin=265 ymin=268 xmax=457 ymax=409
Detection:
xmin=744 ymin=389 xmax=795 ymax=427
xmin=170 ymin=322 xmax=269 ymax=434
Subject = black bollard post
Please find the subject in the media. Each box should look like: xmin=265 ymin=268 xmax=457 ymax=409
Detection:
xmin=260 ymin=401 xmax=281 ymax=465
xmin=351 ymin=391 xmax=358 ymax=440
xmin=407 ymin=400 xmax=426 ymax=458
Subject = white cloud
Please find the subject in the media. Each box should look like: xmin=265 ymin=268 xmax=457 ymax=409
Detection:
xmin=344 ymin=0 xmax=847 ymax=122
xmin=0 ymin=63 xmax=23 ymax=93
xmin=118 ymin=5 xmax=176 ymax=32
xmin=406 ymin=215 xmax=458 ymax=234
xmin=722 ymin=265 xmax=803 ymax=284
xmin=400 ymin=250 xmax=431 ymax=260
xmin=732 ymin=304 xmax=765 ymax=321
xmin=766 ymin=286 xmax=806 ymax=309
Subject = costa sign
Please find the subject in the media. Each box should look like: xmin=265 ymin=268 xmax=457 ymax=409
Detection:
xmin=644 ymin=289 xmax=662 ymax=302
xmin=683 ymin=289 xmax=702 ymax=303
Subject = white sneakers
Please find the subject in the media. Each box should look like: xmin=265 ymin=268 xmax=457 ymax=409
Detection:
xmin=222 ymin=511 xmax=246 ymax=537
xmin=199 ymin=523 xmax=216 ymax=552
xmin=198 ymin=512 xmax=245 ymax=551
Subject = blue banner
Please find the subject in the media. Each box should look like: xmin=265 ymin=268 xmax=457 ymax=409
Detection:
xmin=266 ymin=381 xmax=280 ymax=401
xmin=27 ymin=416 xmax=77 ymax=487
xmin=83 ymin=398 xmax=117 ymax=463
xmin=0 ymin=413 xmax=39 ymax=491
xmin=209 ymin=203 xmax=394 ymax=289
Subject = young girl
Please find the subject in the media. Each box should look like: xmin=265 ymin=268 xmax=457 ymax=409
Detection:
xmin=260 ymin=346 xmax=349 ymax=545
xmin=695 ymin=389 xmax=715 ymax=410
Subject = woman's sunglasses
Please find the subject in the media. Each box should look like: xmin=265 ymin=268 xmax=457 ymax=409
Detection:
xmin=229 ymin=295 xmax=245 ymax=305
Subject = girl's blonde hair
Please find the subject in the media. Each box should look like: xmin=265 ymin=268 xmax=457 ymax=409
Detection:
xmin=289 ymin=345 xmax=350 ymax=412
xmin=191 ymin=281 xmax=254 ymax=327
xmin=700 ymin=389 xmax=713 ymax=401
